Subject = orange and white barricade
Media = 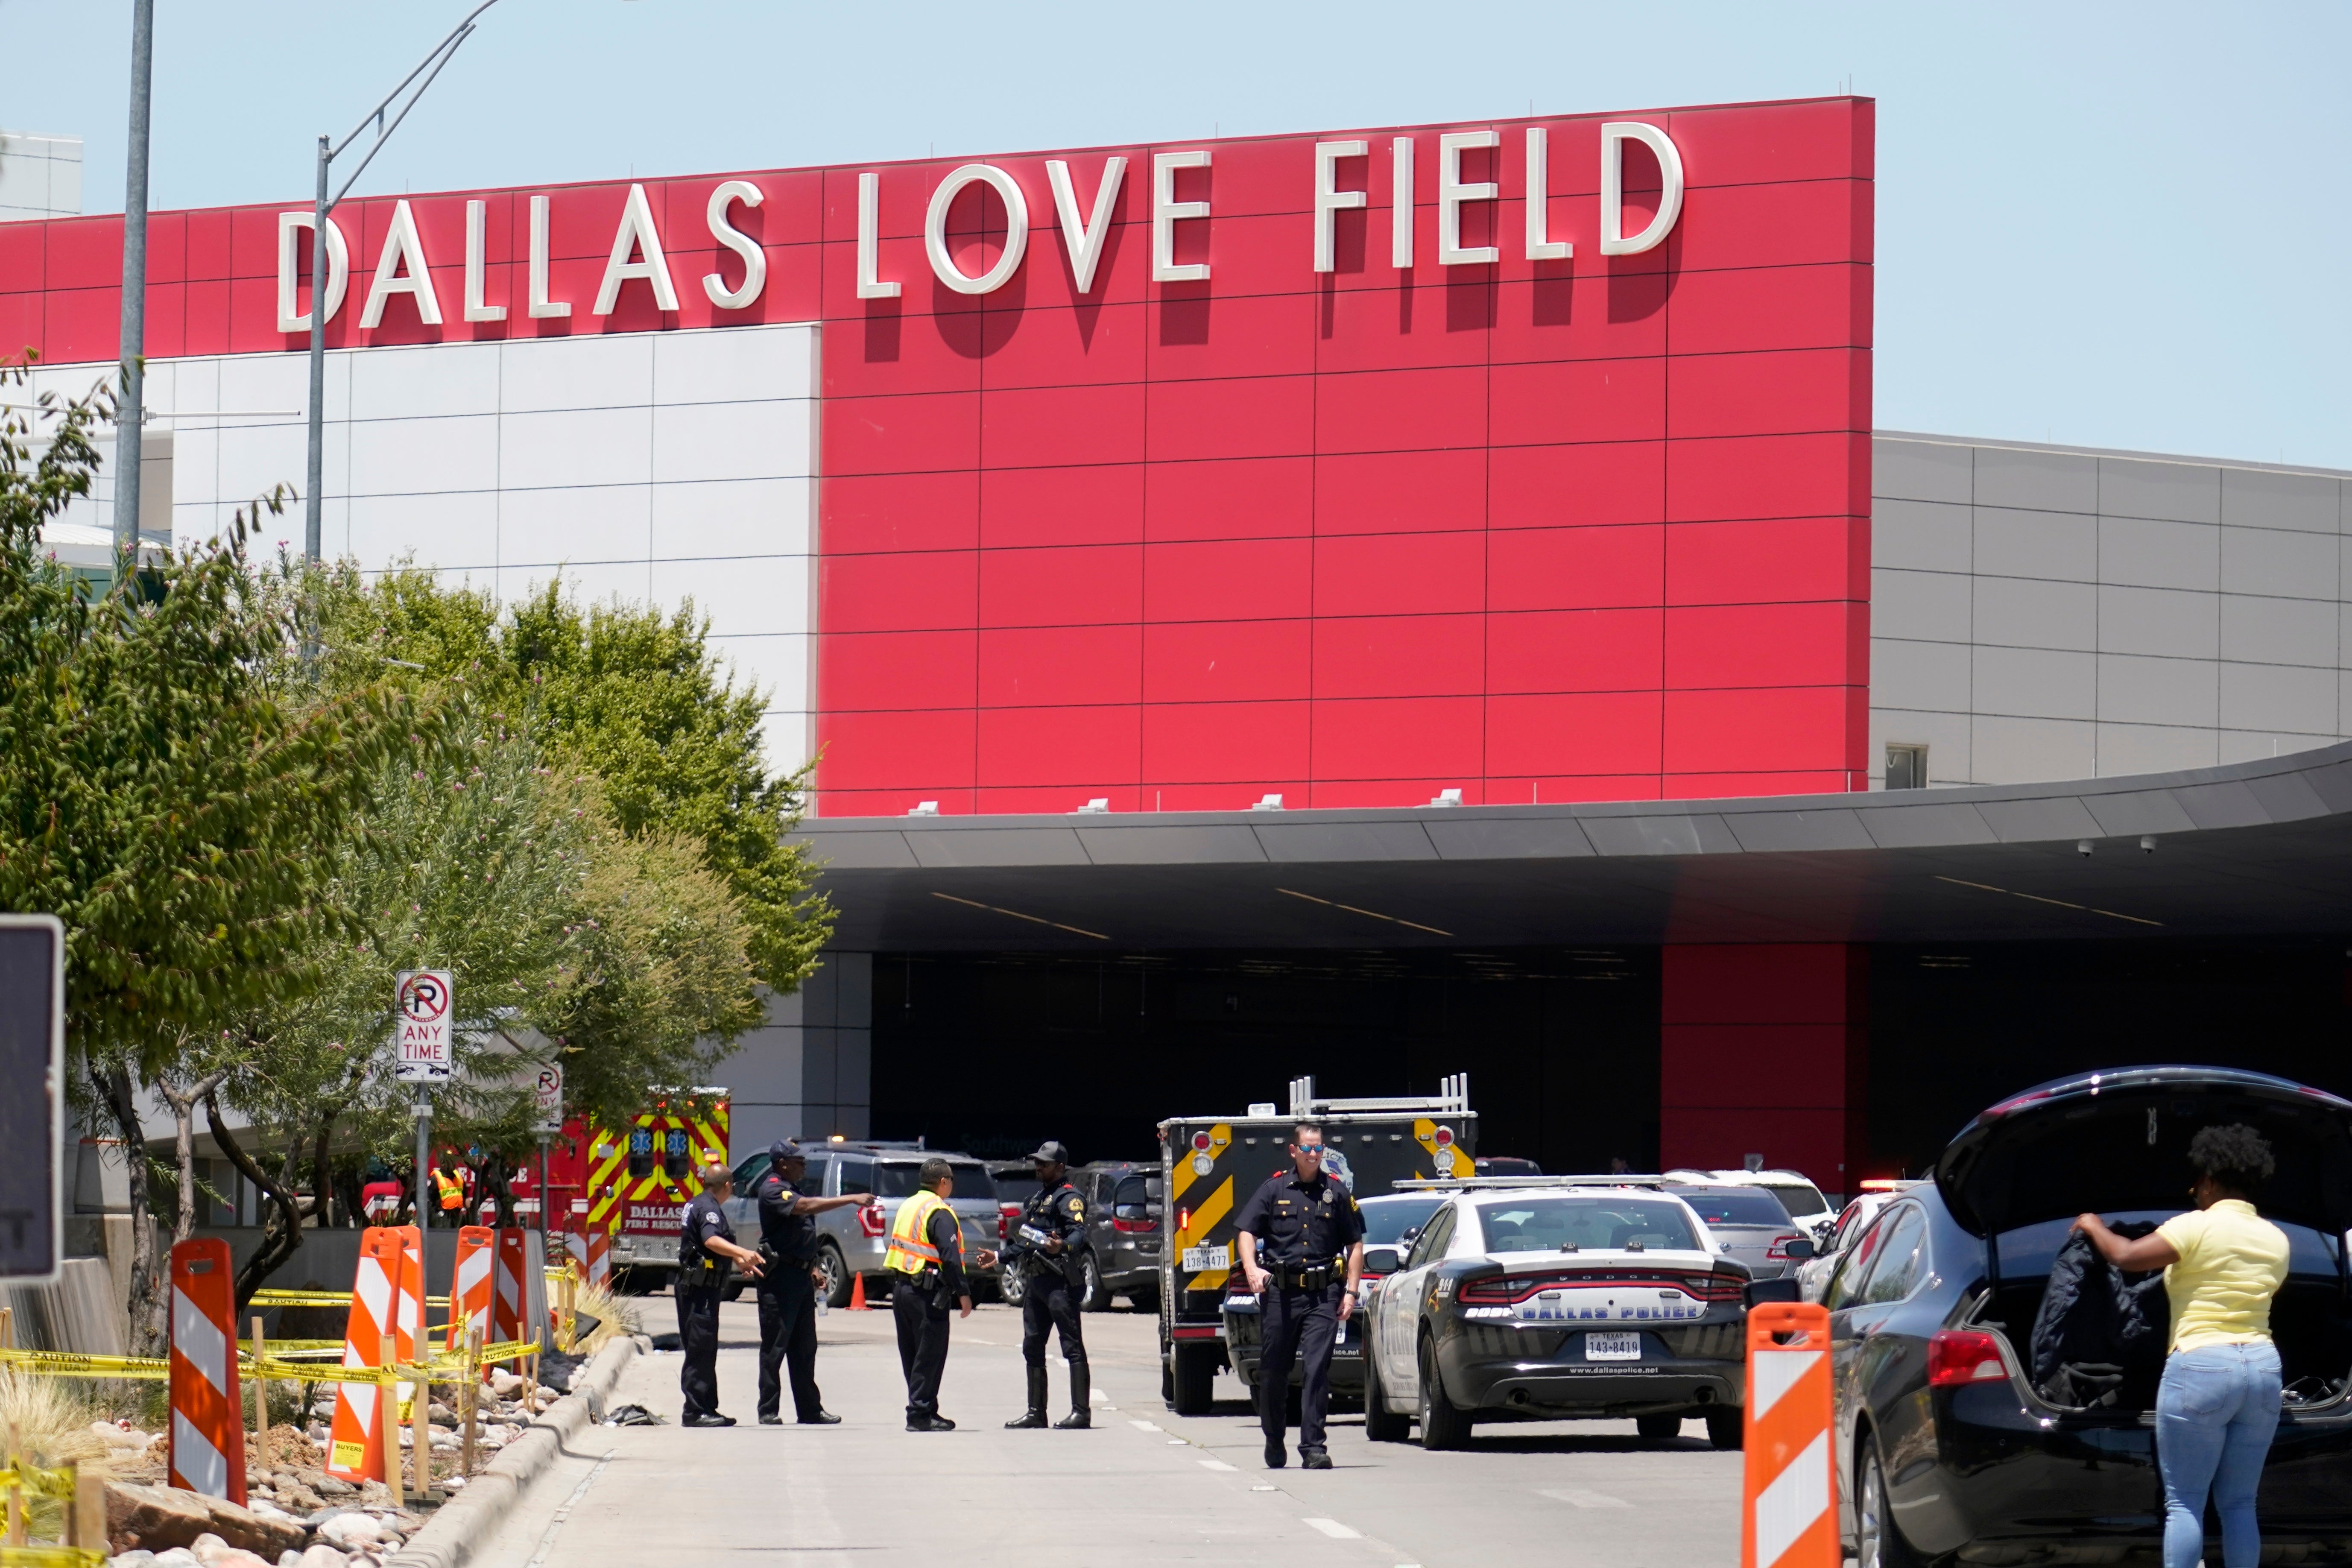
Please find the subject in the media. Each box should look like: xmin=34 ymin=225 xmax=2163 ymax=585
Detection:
xmin=584 ymin=1223 xmax=611 ymax=1290
xmin=446 ymin=1225 xmax=495 ymax=1353
xmin=1741 ymin=1301 xmax=1838 ymax=1568
xmin=493 ymin=1229 xmax=531 ymax=1347
xmin=394 ymin=1223 xmax=424 ymax=1360
xmin=325 ymin=1227 xmax=407 ymax=1485
xmin=167 ymin=1238 xmax=247 ymax=1504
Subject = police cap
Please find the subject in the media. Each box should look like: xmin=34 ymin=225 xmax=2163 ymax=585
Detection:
xmin=769 ymin=1138 xmax=805 ymax=1162
xmin=1027 ymin=1140 xmax=1072 ymax=1165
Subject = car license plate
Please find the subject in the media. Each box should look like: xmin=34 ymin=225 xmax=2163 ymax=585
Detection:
xmin=1585 ymin=1331 xmax=1643 ymax=1362
xmin=1182 ymin=1245 xmax=1229 ymax=1273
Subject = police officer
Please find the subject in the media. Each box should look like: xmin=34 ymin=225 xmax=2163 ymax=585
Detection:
xmin=677 ymin=1161 xmax=765 ymax=1428
xmin=751 ymin=1139 xmax=866 ymax=1426
xmin=1003 ymin=1141 xmax=1091 ymax=1431
xmin=1235 ymin=1122 xmax=1365 ymax=1470
xmin=884 ymin=1158 xmax=998 ymax=1431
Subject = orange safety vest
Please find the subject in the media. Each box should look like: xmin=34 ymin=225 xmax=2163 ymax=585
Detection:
xmin=432 ymin=1167 xmax=465 ymax=1211
xmin=884 ymin=1189 xmax=951 ymax=1275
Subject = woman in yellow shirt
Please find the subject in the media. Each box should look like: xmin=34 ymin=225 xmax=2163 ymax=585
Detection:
xmin=2076 ymin=1125 xmax=2289 ymax=1568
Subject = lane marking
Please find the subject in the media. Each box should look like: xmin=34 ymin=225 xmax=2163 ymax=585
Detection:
xmin=1199 ymin=1458 xmax=1237 ymax=1472
xmin=1303 ymin=1518 xmax=1361 ymax=1539
xmin=1252 ymin=1484 xmax=1278 ymax=1492
xmin=1166 ymin=1438 xmax=1188 ymax=1445
xmin=1540 ymin=1488 xmax=1632 ymax=1509
xmin=1129 ymin=1419 xmax=1161 ymax=1431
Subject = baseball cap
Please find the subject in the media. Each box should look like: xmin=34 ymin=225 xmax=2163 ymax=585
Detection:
xmin=1027 ymin=1140 xmax=1072 ymax=1164
xmin=769 ymin=1138 xmax=805 ymax=1161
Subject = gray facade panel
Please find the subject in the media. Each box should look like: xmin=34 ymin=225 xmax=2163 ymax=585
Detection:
xmin=1975 ymin=505 xmax=2097 ymax=582
xmin=1873 ymin=567 xmax=1972 ymax=644
xmin=2097 ymin=654 xmax=2218 ymax=728
xmin=907 ymin=827 xmax=1093 ymax=869
xmin=1075 ymin=824 xmax=1269 ymax=864
xmin=2097 ymin=724 xmax=2220 ymax=778
xmin=2098 ymin=515 xmax=2220 ymax=591
xmin=2079 ymin=789 xmax=2200 ymax=837
xmin=1873 ymin=438 xmax=1973 ymax=504
xmin=1975 ymin=646 xmax=2096 ymax=720
xmin=1720 ymin=809 xmax=1875 ymax=853
xmin=2221 ymin=526 xmax=2337 ymax=601
xmin=2219 ymin=594 xmax=2336 ymax=669
xmin=1974 ymin=794 xmax=2104 ymax=843
xmin=1872 ymin=497 xmax=1973 ymax=573
xmin=2099 ymin=585 xmax=2219 ymax=660
xmin=1579 ymin=814 xmax=1741 ymax=857
xmin=2100 ymin=457 xmax=2222 ymax=524
xmin=2221 ymin=469 xmax=2340 ymax=534
xmin=1871 ymin=636 xmax=1972 ymax=714
xmin=1424 ymin=816 xmax=1597 ymax=861
xmin=1975 ymin=576 xmax=2097 ymax=652
xmin=2218 ymin=662 xmax=2337 ymax=736
xmin=1972 ymin=714 xmax=2097 ymax=782
xmin=1255 ymin=821 xmax=1439 ymax=862
xmin=1855 ymin=801 xmax=1998 ymax=848
xmin=1973 ymin=446 xmax=2098 ymax=514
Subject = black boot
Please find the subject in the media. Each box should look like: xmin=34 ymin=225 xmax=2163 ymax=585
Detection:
xmin=1056 ymin=1364 xmax=1091 ymax=1428
xmin=1006 ymin=1367 xmax=1050 ymax=1428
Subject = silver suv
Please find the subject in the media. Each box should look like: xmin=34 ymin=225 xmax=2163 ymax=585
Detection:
xmin=724 ymin=1142 xmax=1002 ymax=1306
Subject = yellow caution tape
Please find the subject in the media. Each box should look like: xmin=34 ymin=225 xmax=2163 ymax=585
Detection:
xmin=0 ymin=1463 xmax=78 ymax=1500
xmin=0 ymin=1547 xmax=106 ymax=1567
xmin=0 ymin=1349 xmax=169 ymax=1381
xmin=0 ymin=1337 xmax=548 ymax=1387
xmin=249 ymin=1290 xmax=451 ymax=1308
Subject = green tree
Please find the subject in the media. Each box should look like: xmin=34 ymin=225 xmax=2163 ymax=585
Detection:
xmin=0 ymin=370 xmax=410 ymax=1348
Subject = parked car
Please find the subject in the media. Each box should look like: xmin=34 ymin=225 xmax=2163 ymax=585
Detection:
xmin=1831 ymin=1065 xmax=2352 ymax=1568
xmin=984 ymin=1158 xmax=1043 ymax=1305
xmin=1362 ymin=1182 xmax=1777 ymax=1450
xmin=1667 ymin=1167 xmax=1837 ymax=1236
xmin=724 ymin=1142 xmax=1000 ymax=1306
xmin=1797 ymin=1181 xmax=1923 ymax=1303
xmin=1069 ymin=1161 xmax=1162 ymax=1310
xmin=1667 ymin=1184 xmax=1815 ymax=1279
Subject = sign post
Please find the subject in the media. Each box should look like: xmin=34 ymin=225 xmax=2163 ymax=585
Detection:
xmin=0 ymin=916 xmax=64 ymax=1284
xmin=532 ymin=1065 xmax=562 ymax=1253
xmin=396 ymin=971 xmax=454 ymax=1228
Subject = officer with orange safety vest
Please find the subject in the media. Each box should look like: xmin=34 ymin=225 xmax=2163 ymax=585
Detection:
xmin=884 ymin=1158 xmax=997 ymax=1431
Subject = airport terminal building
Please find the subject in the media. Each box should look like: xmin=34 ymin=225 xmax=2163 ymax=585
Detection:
xmin=8 ymin=95 xmax=2351 ymax=1189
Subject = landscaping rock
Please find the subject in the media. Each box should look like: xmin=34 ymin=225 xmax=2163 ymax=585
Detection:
xmin=315 ymin=1514 xmax=383 ymax=1551
xmin=104 ymin=1483 xmax=308 ymax=1560
xmin=295 ymin=1548 xmax=348 ymax=1568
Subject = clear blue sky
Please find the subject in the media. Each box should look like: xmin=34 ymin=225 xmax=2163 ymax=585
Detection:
xmin=4 ymin=0 xmax=2346 ymax=470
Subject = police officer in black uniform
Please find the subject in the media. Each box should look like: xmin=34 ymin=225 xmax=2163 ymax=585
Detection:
xmin=678 ymin=1161 xmax=766 ymax=1428
xmin=752 ymin=1139 xmax=867 ymax=1425
xmin=1003 ymin=1141 xmax=1092 ymax=1431
xmin=1235 ymin=1123 xmax=1365 ymax=1470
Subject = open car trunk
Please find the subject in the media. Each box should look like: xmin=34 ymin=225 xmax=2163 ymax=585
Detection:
xmin=1961 ymin=1236 xmax=2352 ymax=1415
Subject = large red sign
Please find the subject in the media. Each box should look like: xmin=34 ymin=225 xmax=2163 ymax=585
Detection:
xmin=0 ymin=94 xmax=1872 ymax=813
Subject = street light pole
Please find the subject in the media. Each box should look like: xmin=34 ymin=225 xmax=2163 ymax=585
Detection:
xmin=301 ymin=0 xmax=503 ymax=561
xmin=111 ymin=0 xmax=155 ymax=562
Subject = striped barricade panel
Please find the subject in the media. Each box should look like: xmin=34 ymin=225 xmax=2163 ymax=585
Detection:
xmin=167 ymin=1238 xmax=247 ymax=1504
xmin=445 ymin=1226 xmax=496 ymax=1354
xmin=392 ymin=1224 xmax=425 ymax=1362
xmin=325 ymin=1227 xmax=406 ymax=1485
xmin=1741 ymin=1302 xmax=1838 ymax=1568
xmin=493 ymin=1229 xmax=530 ymax=1347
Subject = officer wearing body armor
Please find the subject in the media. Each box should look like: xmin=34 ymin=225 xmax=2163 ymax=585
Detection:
xmin=677 ymin=1162 xmax=766 ymax=1427
xmin=1003 ymin=1141 xmax=1092 ymax=1431
xmin=884 ymin=1158 xmax=998 ymax=1431
xmin=751 ymin=1139 xmax=867 ymax=1425
xmin=1235 ymin=1122 xmax=1365 ymax=1470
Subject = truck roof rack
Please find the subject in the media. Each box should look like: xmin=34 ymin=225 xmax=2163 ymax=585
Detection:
xmin=1287 ymin=1073 xmax=1469 ymax=1118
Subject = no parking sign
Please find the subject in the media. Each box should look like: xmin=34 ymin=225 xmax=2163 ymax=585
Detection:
xmin=395 ymin=969 xmax=454 ymax=1082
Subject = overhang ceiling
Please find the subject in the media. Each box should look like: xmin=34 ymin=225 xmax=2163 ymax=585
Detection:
xmin=790 ymin=743 xmax=2352 ymax=953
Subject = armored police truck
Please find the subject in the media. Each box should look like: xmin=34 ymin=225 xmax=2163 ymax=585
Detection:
xmin=1158 ymin=1075 xmax=1477 ymax=1414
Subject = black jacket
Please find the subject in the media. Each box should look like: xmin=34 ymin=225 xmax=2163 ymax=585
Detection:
xmin=2029 ymin=1222 xmax=2168 ymax=1408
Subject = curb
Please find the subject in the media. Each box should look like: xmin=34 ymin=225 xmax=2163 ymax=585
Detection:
xmin=384 ymin=1334 xmax=648 ymax=1568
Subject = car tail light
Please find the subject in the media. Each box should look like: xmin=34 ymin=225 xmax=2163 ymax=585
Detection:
xmin=857 ymin=1201 xmax=887 ymax=1238
xmin=1928 ymin=1329 xmax=2009 ymax=1388
xmin=1113 ymin=1217 xmax=1157 ymax=1234
xmin=1765 ymin=1232 xmax=1805 ymax=1260
xmin=1456 ymin=1269 xmax=1737 ymax=1305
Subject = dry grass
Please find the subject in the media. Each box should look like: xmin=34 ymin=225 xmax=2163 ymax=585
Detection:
xmin=570 ymin=1278 xmax=640 ymax=1357
xmin=0 ymin=1368 xmax=118 ymax=1542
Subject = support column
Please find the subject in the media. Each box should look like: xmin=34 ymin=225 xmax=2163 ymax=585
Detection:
xmin=711 ymin=952 xmax=872 ymax=1154
xmin=1660 ymin=945 xmax=1867 ymax=1199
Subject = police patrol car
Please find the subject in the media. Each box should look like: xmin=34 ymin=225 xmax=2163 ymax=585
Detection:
xmin=1360 ymin=1176 xmax=1771 ymax=1451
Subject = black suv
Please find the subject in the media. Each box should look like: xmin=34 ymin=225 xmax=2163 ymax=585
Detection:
xmin=1832 ymin=1066 xmax=2352 ymax=1568
xmin=1070 ymin=1161 xmax=1163 ymax=1310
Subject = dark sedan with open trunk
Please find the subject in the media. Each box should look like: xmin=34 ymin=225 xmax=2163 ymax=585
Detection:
xmin=1835 ymin=1066 xmax=2352 ymax=1568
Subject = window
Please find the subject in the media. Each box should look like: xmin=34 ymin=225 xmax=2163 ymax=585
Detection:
xmin=1825 ymin=1210 xmax=1894 ymax=1312
xmin=1886 ymin=743 xmax=1929 ymax=790
xmin=1361 ymin=1196 xmax=1444 ymax=1246
xmin=731 ymin=1153 xmax=772 ymax=1190
xmin=874 ymin=1161 xmax=993 ymax=1199
xmin=1112 ymin=1175 xmax=1156 ymax=1220
xmin=1760 ymin=1182 xmax=1828 ymax=1218
xmin=1667 ymin=1188 xmax=1792 ymax=1227
xmin=1861 ymin=1205 xmax=1931 ymax=1304
xmin=1475 ymin=1197 xmax=1701 ymax=1254
xmin=834 ymin=1156 xmax=874 ymax=1196
xmin=1405 ymin=1204 xmax=1457 ymax=1271
xmin=794 ymin=1156 xmax=830 ymax=1199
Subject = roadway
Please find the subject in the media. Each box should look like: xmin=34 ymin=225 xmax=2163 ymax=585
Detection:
xmin=465 ymin=1296 xmax=1742 ymax=1568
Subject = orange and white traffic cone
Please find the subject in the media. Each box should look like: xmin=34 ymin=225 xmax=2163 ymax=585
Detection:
xmin=325 ymin=1227 xmax=407 ymax=1486
xmin=1740 ymin=1301 xmax=1838 ymax=1568
xmin=167 ymin=1238 xmax=248 ymax=1504
xmin=848 ymin=1271 xmax=868 ymax=1311
xmin=446 ymin=1226 xmax=495 ymax=1355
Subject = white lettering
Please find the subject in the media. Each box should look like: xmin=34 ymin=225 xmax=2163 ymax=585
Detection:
xmin=359 ymin=199 xmax=442 ymax=329
xmin=703 ymin=179 xmax=766 ymax=310
xmin=1151 ymin=150 xmax=1210 ymax=283
xmin=528 ymin=193 xmax=570 ymax=319
xmin=856 ymin=171 xmax=899 ymax=300
xmin=594 ymin=182 xmax=679 ymax=315
xmin=1044 ymin=156 xmax=1125 ymax=295
xmin=274 ymin=211 xmax=350 ymax=334
xmin=463 ymin=199 xmax=504 ymax=322
xmin=1391 ymin=136 xmax=1415 ymax=269
xmin=1438 ymin=130 xmax=1500 ymax=265
xmin=1312 ymin=140 xmax=1367 ymax=274
xmin=1524 ymin=127 xmax=1571 ymax=262
xmin=924 ymin=164 xmax=1029 ymax=295
xmin=1599 ymin=121 xmax=1685 ymax=256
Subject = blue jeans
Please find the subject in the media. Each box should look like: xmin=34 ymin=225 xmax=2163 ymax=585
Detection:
xmin=2157 ymin=1342 xmax=2282 ymax=1568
